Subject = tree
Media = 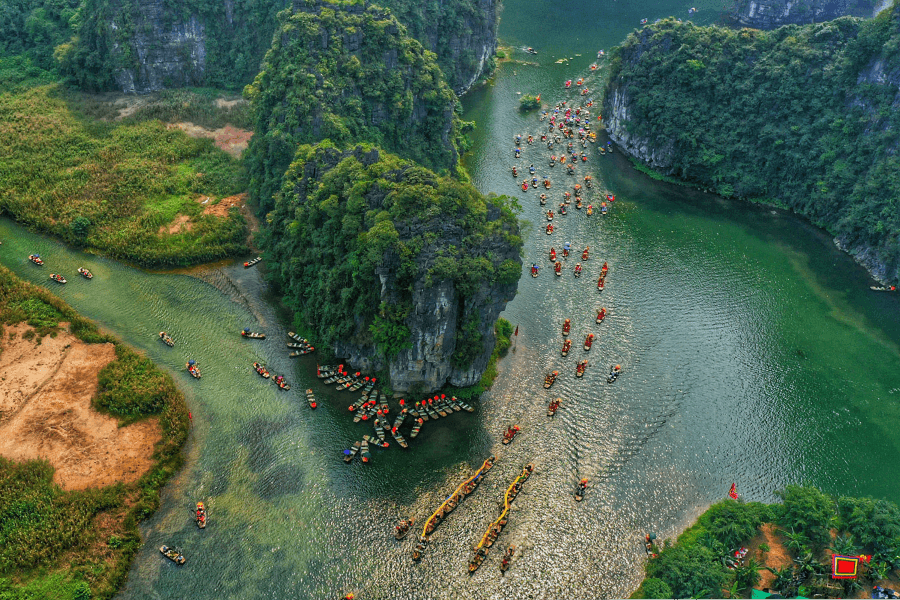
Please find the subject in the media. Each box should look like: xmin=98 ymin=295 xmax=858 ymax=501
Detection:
xmin=641 ymin=578 xmax=673 ymax=599
xmin=71 ymin=215 xmax=91 ymax=241
xmin=776 ymin=486 xmax=836 ymax=548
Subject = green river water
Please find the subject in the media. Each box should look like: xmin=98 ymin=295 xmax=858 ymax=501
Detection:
xmin=2 ymin=0 xmax=900 ymax=598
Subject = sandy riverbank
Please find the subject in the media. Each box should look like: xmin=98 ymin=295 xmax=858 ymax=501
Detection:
xmin=0 ymin=323 xmax=161 ymax=490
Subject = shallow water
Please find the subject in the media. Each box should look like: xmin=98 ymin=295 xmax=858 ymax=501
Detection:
xmin=2 ymin=1 xmax=900 ymax=598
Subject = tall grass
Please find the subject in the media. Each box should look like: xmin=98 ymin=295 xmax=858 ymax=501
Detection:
xmin=0 ymin=266 xmax=190 ymax=598
xmin=0 ymin=84 xmax=248 ymax=267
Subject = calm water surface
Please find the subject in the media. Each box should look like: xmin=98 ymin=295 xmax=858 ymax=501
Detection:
xmin=2 ymin=0 xmax=900 ymax=597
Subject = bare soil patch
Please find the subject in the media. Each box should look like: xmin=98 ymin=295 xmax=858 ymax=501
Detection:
xmin=200 ymin=192 xmax=247 ymax=217
xmin=0 ymin=324 xmax=161 ymax=491
xmin=750 ymin=523 xmax=793 ymax=590
xmin=158 ymin=214 xmax=193 ymax=235
xmin=167 ymin=121 xmax=253 ymax=158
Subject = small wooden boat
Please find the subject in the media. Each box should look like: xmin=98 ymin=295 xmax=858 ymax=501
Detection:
xmin=362 ymin=378 xmax=376 ymax=395
xmin=186 ymin=361 xmax=201 ymax=378
xmin=546 ymin=210 xmax=554 ymax=221
xmin=555 ymin=262 xmax=562 ymax=276
xmin=391 ymin=426 xmax=409 ymax=449
xmin=597 ymin=277 xmax=605 ymax=291
xmin=286 ymin=342 xmax=307 ymax=349
xmin=412 ymin=536 xmax=427 ymax=562
xmin=425 ymin=402 xmax=440 ymax=420
xmin=549 ymin=248 xmax=557 ymax=261
xmin=562 ymin=320 xmax=571 ymax=336
xmin=502 ymin=425 xmax=520 ymax=445
xmin=241 ymin=329 xmax=266 ymax=339
xmin=323 ymin=373 xmax=342 ymax=384
xmin=576 ymin=198 xmax=583 ymax=209
xmin=317 ymin=365 xmax=339 ymax=377
xmin=454 ymin=397 xmax=475 ymax=412
xmin=500 ymin=545 xmax=516 ymax=573
xmin=244 ymin=256 xmax=262 ymax=268
xmin=596 ymin=308 xmax=607 ymax=324
xmin=393 ymin=410 xmax=408 ymax=429
xmin=561 ymin=339 xmax=571 ymax=356
xmin=253 ymin=362 xmax=270 ymax=378
xmin=543 ymin=370 xmax=559 ymax=389
xmin=195 ymin=502 xmax=207 ymax=529
xmin=395 ymin=517 xmax=416 ymax=540
xmin=348 ymin=378 xmax=366 ymax=392
xmin=348 ymin=396 xmax=367 ymax=411
xmin=343 ymin=441 xmax=361 ymax=463
xmin=575 ymin=360 xmax=588 ymax=378
xmin=77 ymin=267 xmax=93 ymax=279
xmin=599 ymin=146 xmax=606 ymax=155
xmin=584 ymin=334 xmax=594 ymax=351
xmin=305 ymin=388 xmax=317 ymax=409
xmin=287 ymin=332 xmax=307 ymax=343
xmin=28 ymin=254 xmax=43 ymax=266
xmin=360 ymin=438 xmax=371 ymax=463
xmin=607 ymin=365 xmax=622 ymax=384
xmin=447 ymin=399 xmax=462 ymax=412
xmin=159 ymin=332 xmax=174 ymax=347
xmin=410 ymin=418 xmax=424 ymax=438
xmin=49 ymin=273 xmax=66 ymax=284
xmin=525 ymin=47 xmax=538 ymax=55
xmin=575 ymin=479 xmax=588 ymax=502
xmin=547 ymin=398 xmax=561 ymax=417
xmin=273 ymin=376 xmax=290 ymax=390
xmin=574 ymin=265 xmax=582 ymax=277
xmin=374 ymin=419 xmax=387 ymax=444
xmin=160 ymin=545 xmax=186 ymax=565
xmin=871 ymin=285 xmax=897 ymax=291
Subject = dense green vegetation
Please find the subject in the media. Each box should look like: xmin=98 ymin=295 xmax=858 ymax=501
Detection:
xmin=245 ymin=0 xmax=460 ymax=213
xmin=605 ymin=6 xmax=900 ymax=281
xmin=632 ymin=486 xmax=900 ymax=599
xmin=0 ymin=265 xmax=190 ymax=599
xmin=445 ymin=317 xmax=514 ymax=399
xmin=374 ymin=0 xmax=497 ymax=92
xmin=0 ymin=85 xmax=248 ymax=266
xmin=264 ymin=143 xmax=520 ymax=372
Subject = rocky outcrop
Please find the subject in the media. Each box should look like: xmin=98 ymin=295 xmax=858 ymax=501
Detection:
xmin=604 ymin=86 xmax=676 ymax=173
xmin=383 ymin=0 xmax=500 ymax=94
xmin=65 ymin=0 xmax=289 ymax=92
xmin=730 ymin=0 xmax=878 ymax=29
xmin=246 ymin=0 xmax=460 ymax=211
xmin=266 ymin=145 xmax=522 ymax=394
xmin=65 ymin=0 xmax=497 ymax=95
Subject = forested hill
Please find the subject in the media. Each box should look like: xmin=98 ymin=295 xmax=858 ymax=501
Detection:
xmin=14 ymin=0 xmax=496 ymax=94
xmin=265 ymin=144 xmax=522 ymax=393
xmin=603 ymin=5 xmax=900 ymax=283
xmin=245 ymin=0 xmax=460 ymax=213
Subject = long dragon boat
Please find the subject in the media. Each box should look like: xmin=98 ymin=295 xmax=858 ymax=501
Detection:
xmin=468 ymin=464 xmax=535 ymax=572
xmin=412 ymin=456 xmax=496 ymax=562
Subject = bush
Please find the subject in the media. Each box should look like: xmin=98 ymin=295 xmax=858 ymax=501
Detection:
xmin=519 ymin=94 xmax=540 ymax=111
xmin=647 ymin=542 xmax=727 ymax=599
xmin=640 ymin=577 xmax=673 ymax=599
xmin=776 ymin=485 xmax=836 ymax=548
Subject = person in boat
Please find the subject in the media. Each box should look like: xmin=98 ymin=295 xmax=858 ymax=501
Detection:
xmin=546 ymin=223 xmax=553 ymax=234
xmin=547 ymin=209 xmax=554 ymax=220
xmin=522 ymin=182 xmax=528 ymax=191
xmin=582 ymin=247 xmax=589 ymax=260
xmin=555 ymin=262 xmax=562 ymax=274
xmin=574 ymin=263 xmax=582 ymax=274
xmin=529 ymin=164 xmax=535 ymax=174
xmin=563 ymin=319 xmax=571 ymax=333
xmin=549 ymin=247 xmax=556 ymax=259
xmin=511 ymin=166 xmax=517 ymax=176
xmin=531 ymin=264 xmax=539 ymax=276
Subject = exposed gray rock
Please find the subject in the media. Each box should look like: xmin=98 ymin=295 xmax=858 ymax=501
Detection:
xmin=730 ymin=0 xmax=878 ymax=29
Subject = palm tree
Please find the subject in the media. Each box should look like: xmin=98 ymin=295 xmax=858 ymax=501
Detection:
xmin=780 ymin=527 xmax=809 ymax=555
xmin=766 ymin=565 xmax=798 ymax=597
xmin=734 ymin=557 xmax=762 ymax=591
xmin=828 ymin=532 xmax=860 ymax=557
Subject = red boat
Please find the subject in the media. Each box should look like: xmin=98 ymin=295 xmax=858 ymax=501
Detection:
xmin=575 ymin=360 xmax=588 ymax=377
xmin=549 ymin=248 xmax=556 ymax=261
xmin=596 ymin=308 xmax=607 ymax=324
xmin=28 ymin=254 xmax=43 ymax=266
xmin=597 ymin=277 xmax=605 ymax=291
xmin=546 ymin=223 xmax=553 ymax=235
xmin=555 ymin=262 xmax=562 ymax=276
xmin=584 ymin=334 xmax=594 ymax=351
xmin=582 ymin=247 xmax=589 ymax=261
xmin=562 ymin=319 xmax=571 ymax=336
xmin=561 ymin=339 xmax=571 ymax=356
xmin=601 ymin=262 xmax=609 ymax=277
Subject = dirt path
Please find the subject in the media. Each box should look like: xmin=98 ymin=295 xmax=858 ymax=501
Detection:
xmin=0 ymin=324 xmax=161 ymax=491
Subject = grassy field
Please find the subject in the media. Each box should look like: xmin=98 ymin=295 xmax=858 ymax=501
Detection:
xmin=0 ymin=84 xmax=248 ymax=267
xmin=0 ymin=265 xmax=190 ymax=599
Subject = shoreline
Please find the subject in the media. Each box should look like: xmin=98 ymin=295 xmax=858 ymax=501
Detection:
xmin=0 ymin=265 xmax=190 ymax=599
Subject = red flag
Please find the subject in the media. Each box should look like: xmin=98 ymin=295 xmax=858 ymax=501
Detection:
xmin=514 ymin=326 xmax=519 ymax=336
xmin=728 ymin=483 xmax=738 ymax=500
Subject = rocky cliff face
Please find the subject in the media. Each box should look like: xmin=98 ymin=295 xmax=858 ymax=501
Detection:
xmin=66 ymin=0 xmax=289 ymax=92
xmin=730 ymin=0 xmax=878 ymax=29
xmin=267 ymin=145 xmax=522 ymax=394
xmin=65 ymin=0 xmax=497 ymax=94
xmin=383 ymin=0 xmax=500 ymax=94
xmin=604 ymin=85 xmax=676 ymax=173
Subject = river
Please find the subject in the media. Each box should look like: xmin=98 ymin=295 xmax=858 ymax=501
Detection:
xmin=2 ymin=0 xmax=900 ymax=598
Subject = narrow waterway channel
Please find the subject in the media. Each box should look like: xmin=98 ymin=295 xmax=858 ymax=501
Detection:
xmin=2 ymin=1 xmax=900 ymax=598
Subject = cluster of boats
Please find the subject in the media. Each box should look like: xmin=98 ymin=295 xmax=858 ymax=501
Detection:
xmin=468 ymin=463 xmax=534 ymax=573
xmin=27 ymin=254 xmax=94 ymax=281
xmin=333 ymin=361 xmax=475 ymax=462
xmin=287 ymin=332 xmax=315 ymax=357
